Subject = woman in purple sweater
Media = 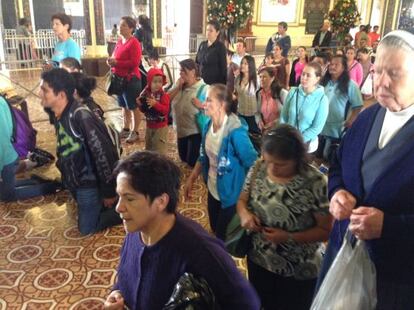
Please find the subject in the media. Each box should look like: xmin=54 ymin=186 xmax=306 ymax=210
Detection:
xmin=104 ymin=151 xmax=260 ymax=310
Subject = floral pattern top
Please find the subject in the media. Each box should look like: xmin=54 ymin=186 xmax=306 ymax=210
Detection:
xmin=244 ymin=160 xmax=329 ymax=280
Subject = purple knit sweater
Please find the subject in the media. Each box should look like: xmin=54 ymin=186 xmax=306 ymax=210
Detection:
xmin=113 ymin=214 xmax=260 ymax=310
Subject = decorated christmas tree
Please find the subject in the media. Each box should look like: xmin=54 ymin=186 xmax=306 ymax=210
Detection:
xmin=207 ymin=0 xmax=254 ymax=42
xmin=328 ymin=0 xmax=361 ymax=43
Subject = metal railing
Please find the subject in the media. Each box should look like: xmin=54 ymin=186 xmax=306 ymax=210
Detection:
xmin=2 ymin=29 xmax=86 ymax=70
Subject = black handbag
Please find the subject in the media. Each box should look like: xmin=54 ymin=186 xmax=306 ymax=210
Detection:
xmin=106 ymin=72 xmax=126 ymax=96
xmin=224 ymin=214 xmax=252 ymax=258
xmin=224 ymin=160 xmax=261 ymax=258
xmin=163 ymin=273 xmax=218 ymax=310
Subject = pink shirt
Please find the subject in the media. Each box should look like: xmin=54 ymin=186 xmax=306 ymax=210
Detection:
xmin=348 ymin=60 xmax=363 ymax=87
xmin=294 ymin=61 xmax=306 ymax=83
xmin=260 ymin=89 xmax=281 ymax=126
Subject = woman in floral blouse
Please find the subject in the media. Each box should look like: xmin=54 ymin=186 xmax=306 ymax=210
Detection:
xmin=237 ymin=124 xmax=332 ymax=310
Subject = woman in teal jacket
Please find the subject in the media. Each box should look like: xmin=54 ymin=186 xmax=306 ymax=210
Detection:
xmin=280 ymin=62 xmax=329 ymax=153
xmin=185 ymin=84 xmax=257 ymax=240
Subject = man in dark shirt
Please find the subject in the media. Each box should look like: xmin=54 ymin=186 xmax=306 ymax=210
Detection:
xmin=104 ymin=151 xmax=260 ymax=310
xmin=39 ymin=68 xmax=121 ymax=235
xmin=312 ymin=20 xmax=332 ymax=50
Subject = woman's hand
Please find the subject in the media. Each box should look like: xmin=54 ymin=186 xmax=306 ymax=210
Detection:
xmin=104 ymin=290 xmax=125 ymax=310
xmin=349 ymin=207 xmax=384 ymax=240
xmin=192 ymin=97 xmax=204 ymax=109
xmin=107 ymin=57 xmax=117 ymax=67
xmin=176 ymin=77 xmax=185 ymax=89
xmin=103 ymin=197 xmax=118 ymax=208
xmin=239 ymin=208 xmax=262 ymax=232
xmin=42 ymin=63 xmax=54 ymax=71
xmin=184 ymin=177 xmax=195 ymax=201
xmin=329 ymin=189 xmax=357 ymax=220
xmin=262 ymin=227 xmax=289 ymax=244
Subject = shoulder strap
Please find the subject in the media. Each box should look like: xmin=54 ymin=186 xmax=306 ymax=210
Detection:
xmin=68 ymin=106 xmax=91 ymax=140
xmin=2 ymin=96 xmax=17 ymax=142
xmin=360 ymin=71 xmax=372 ymax=90
xmin=349 ymin=61 xmax=358 ymax=71
xmin=295 ymin=88 xmax=300 ymax=128
xmin=196 ymin=83 xmax=207 ymax=99
xmin=249 ymin=159 xmax=263 ymax=196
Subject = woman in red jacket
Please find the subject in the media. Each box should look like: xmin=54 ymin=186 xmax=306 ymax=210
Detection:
xmin=107 ymin=16 xmax=142 ymax=143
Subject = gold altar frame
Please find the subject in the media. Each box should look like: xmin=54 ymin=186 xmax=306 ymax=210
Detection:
xmin=256 ymin=0 xmax=304 ymax=26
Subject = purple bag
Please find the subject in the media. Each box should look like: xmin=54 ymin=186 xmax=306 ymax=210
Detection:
xmin=6 ymin=99 xmax=37 ymax=158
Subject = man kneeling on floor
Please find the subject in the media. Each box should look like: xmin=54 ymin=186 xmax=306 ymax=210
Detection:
xmin=39 ymin=68 xmax=122 ymax=235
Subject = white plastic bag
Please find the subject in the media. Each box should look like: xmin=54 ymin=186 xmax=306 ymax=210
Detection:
xmin=361 ymin=73 xmax=373 ymax=96
xmin=311 ymin=231 xmax=377 ymax=310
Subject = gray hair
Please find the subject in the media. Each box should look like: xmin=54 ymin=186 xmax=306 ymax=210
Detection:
xmin=379 ymin=30 xmax=414 ymax=53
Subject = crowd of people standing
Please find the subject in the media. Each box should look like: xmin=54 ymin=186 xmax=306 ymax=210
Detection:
xmin=2 ymin=11 xmax=414 ymax=310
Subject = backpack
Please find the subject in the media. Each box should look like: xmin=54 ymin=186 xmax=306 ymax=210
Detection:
xmin=68 ymin=106 xmax=122 ymax=158
xmin=4 ymin=96 xmax=37 ymax=158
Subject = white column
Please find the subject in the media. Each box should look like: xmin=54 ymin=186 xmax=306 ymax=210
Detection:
xmin=0 ymin=1 xmax=12 ymax=91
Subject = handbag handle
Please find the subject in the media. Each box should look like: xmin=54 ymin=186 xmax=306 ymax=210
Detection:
xmin=248 ymin=159 xmax=262 ymax=198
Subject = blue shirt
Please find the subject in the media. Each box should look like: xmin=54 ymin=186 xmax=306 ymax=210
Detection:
xmin=280 ymin=85 xmax=329 ymax=143
xmin=321 ymin=79 xmax=363 ymax=138
xmin=0 ymin=97 xmax=18 ymax=171
xmin=52 ymin=38 xmax=81 ymax=63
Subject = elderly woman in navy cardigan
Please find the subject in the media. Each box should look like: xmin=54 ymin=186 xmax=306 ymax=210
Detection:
xmin=316 ymin=30 xmax=414 ymax=309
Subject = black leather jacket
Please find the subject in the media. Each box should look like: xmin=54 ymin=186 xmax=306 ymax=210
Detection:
xmin=54 ymin=100 xmax=118 ymax=197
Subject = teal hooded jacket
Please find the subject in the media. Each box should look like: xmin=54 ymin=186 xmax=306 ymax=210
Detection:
xmin=0 ymin=97 xmax=18 ymax=171
xmin=199 ymin=113 xmax=257 ymax=208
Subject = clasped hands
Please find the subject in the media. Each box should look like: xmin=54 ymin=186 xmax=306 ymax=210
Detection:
xmin=330 ymin=189 xmax=384 ymax=240
xmin=239 ymin=209 xmax=290 ymax=244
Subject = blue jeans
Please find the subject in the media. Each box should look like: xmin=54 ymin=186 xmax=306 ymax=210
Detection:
xmin=117 ymin=76 xmax=142 ymax=110
xmin=72 ymin=187 xmax=122 ymax=235
xmin=0 ymin=160 xmax=58 ymax=202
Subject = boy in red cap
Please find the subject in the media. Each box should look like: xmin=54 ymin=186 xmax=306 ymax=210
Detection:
xmin=137 ymin=68 xmax=170 ymax=154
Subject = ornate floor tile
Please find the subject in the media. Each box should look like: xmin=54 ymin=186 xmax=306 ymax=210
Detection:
xmin=68 ymin=297 xmax=105 ymax=310
xmin=93 ymin=244 xmax=121 ymax=262
xmin=25 ymin=226 xmax=54 ymax=239
xmin=33 ymin=269 xmax=73 ymax=291
xmin=0 ymin=270 xmax=25 ymax=289
xmin=3 ymin=209 xmax=27 ymax=220
xmin=21 ymin=300 xmax=57 ymax=310
xmin=179 ymin=208 xmax=206 ymax=221
xmin=83 ymin=269 xmax=116 ymax=288
xmin=51 ymin=246 xmax=83 ymax=261
xmin=7 ymin=245 xmax=43 ymax=264
xmin=0 ymin=225 xmax=18 ymax=239
xmin=63 ymin=226 xmax=89 ymax=240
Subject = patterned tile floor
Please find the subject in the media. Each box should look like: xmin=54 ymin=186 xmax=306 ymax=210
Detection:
xmin=0 ymin=70 xmax=246 ymax=309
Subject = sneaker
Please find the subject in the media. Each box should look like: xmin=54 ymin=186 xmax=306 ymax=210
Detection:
xmin=125 ymin=131 xmax=139 ymax=143
xmin=28 ymin=149 xmax=54 ymax=168
xmin=120 ymin=128 xmax=131 ymax=139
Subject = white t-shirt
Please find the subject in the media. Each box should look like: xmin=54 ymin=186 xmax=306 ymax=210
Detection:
xmin=379 ymin=104 xmax=414 ymax=149
xmin=205 ymin=115 xmax=228 ymax=200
